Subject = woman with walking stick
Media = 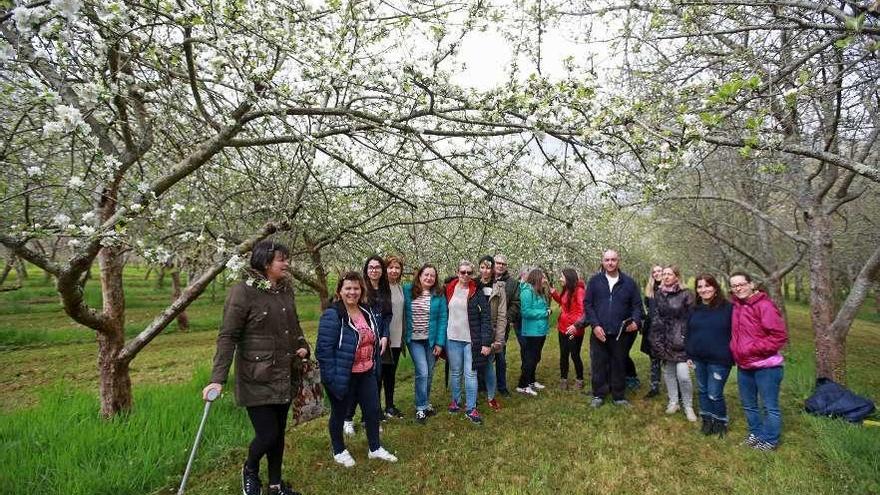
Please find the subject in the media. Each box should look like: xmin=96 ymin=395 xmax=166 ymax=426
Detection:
xmin=203 ymin=240 xmax=309 ymax=495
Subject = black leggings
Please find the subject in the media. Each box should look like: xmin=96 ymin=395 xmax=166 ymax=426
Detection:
xmin=328 ymin=372 xmax=381 ymax=454
xmin=245 ymin=402 xmax=291 ymax=485
xmin=518 ymin=335 xmax=547 ymax=388
xmin=558 ymin=332 xmax=584 ymax=380
xmin=379 ymin=347 xmax=402 ymax=409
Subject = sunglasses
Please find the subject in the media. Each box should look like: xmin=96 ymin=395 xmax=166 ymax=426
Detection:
xmin=459 ymin=270 xmax=473 ymax=275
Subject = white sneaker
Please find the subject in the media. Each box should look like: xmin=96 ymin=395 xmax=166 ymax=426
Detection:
xmin=516 ymin=386 xmax=538 ymax=396
xmin=665 ymin=403 xmax=680 ymax=415
xmin=368 ymin=446 xmax=398 ymax=462
xmin=531 ymin=381 xmax=546 ymax=390
xmin=333 ymin=449 xmax=356 ymax=468
xmin=343 ymin=420 xmax=355 ymax=436
xmin=684 ymin=407 xmax=698 ymax=422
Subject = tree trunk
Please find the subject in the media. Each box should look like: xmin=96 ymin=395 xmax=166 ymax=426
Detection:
xmin=0 ymin=259 xmax=12 ymax=285
xmin=783 ymin=276 xmax=790 ymax=301
xmin=765 ymin=275 xmax=787 ymax=322
xmin=805 ymin=211 xmax=844 ymax=382
xmin=97 ymin=244 xmax=133 ymax=416
xmin=875 ymin=283 xmax=880 ymax=317
xmin=15 ymin=257 xmax=27 ymax=279
xmin=170 ymin=268 xmax=189 ymax=331
xmin=155 ymin=264 xmax=166 ymax=289
xmin=144 ymin=265 xmax=153 ymax=280
xmin=794 ymin=273 xmax=804 ymax=303
xmin=96 ymin=327 xmax=132 ymax=417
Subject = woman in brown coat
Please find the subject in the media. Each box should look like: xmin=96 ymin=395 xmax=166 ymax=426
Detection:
xmin=203 ymin=241 xmax=309 ymax=495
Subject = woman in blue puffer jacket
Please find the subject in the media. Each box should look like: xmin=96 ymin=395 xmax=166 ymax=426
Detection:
xmin=316 ymin=271 xmax=397 ymax=468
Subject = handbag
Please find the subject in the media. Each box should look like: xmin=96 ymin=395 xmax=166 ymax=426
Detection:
xmin=291 ymin=359 xmax=325 ymax=426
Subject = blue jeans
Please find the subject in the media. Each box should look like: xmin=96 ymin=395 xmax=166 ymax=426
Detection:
xmin=693 ymin=361 xmax=732 ymax=422
xmin=447 ymin=339 xmax=477 ymax=411
xmin=408 ymin=339 xmax=435 ymax=412
xmin=484 ymin=353 xmax=497 ymax=400
xmin=737 ymin=366 xmax=784 ymax=445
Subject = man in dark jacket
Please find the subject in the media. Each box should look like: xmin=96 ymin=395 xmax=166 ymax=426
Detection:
xmin=570 ymin=250 xmax=643 ymax=407
xmin=492 ymin=253 xmax=520 ymax=397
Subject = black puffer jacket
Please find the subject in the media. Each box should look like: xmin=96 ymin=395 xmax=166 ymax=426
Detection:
xmin=648 ymin=284 xmax=694 ymax=362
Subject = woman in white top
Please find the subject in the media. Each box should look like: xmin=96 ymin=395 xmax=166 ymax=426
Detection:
xmin=380 ymin=255 xmax=406 ymax=418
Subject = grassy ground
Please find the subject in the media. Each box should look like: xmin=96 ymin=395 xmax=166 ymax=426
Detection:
xmin=1 ymin=268 xmax=878 ymax=494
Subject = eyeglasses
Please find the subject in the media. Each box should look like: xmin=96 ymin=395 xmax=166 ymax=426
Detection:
xmin=459 ymin=270 xmax=472 ymax=275
xmin=367 ymin=265 xmax=382 ymax=271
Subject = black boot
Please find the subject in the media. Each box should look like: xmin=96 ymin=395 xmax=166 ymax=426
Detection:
xmin=700 ymin=417 xmax=713 ymax=435
xmin=715 ymin=420 xmax=728 ymax=438
xmin=242 ymin=464 xmax=262 ymax=495
xmin=644 ymin=386 xmax=660 ymax=399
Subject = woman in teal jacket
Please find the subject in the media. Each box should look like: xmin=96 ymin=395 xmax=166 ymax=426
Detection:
xmin=516 ymin=268 xmax=551 ymax=396
xmin=403 ymin=263 xmax=448 ymax=423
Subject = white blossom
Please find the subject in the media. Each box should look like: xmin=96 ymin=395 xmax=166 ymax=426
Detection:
xmin=80 ymin=225 xmax=96 ymax=236
xmin=129 ymin=203 xmax=143 ymax=212
xmin=13 ymin=5 xmax=46 ymax=34
xmin=50 ymin=0 xmax=82 ymax=19
xmin=26 ymin=166 xmax=43 ymax=177
xmin=68 ymin=176 xmax=84 ymax=188
xmin=67 ymin=239 xmax=81 ymax=249
xmin=52 ymin=213 xmax=71 ymax=226
xmin=81 ymin=211 xmax=97 ymax=223
xmin=0 ymin=40 xmax=14 ymax=64
xmin=136 ymin=181 xmax=151 ymax=194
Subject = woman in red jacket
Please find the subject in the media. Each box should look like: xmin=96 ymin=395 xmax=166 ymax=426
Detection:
xmin=729 ymin=272 xmax=788 ymax=451
xmin=550 ymin=268 xmax=586 ymax=390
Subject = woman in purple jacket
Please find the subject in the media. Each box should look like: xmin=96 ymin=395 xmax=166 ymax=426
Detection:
xmin=729 ymin=272 xmax=788 ymax=451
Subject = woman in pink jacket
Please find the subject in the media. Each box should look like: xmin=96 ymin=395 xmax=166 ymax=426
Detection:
xmin=550 ymin=268 xmax=586 ymax=391
xmin=729 ymin=272 xmax=788 ymax=451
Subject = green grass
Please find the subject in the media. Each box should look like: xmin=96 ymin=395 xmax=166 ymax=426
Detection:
xmin=0 ymin=267 xmax=878 ymax=494
xmin=0 ymin=367 xmax=252 ymax=495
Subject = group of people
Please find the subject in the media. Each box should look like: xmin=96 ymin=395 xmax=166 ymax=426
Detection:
xmin=203 ymin=242 xmax=789 ymax=495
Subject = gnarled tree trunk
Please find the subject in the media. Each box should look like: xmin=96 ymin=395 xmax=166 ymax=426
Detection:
xmin=805 ymin=210 xmax=844 ymax=382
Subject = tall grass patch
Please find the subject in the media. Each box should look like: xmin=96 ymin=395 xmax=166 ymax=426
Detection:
xmin=0 ymin=367 xmax=250 ymax=495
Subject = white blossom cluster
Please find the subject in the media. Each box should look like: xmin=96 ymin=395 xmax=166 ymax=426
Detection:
xmin=43 ymin=104 xmax=89 ymax=138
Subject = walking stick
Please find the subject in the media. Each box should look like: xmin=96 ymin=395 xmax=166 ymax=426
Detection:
xmin=177 ymin=388 xmax=220 ymax=495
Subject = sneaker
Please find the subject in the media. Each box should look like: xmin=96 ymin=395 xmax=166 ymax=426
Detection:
xmin=531 ymin=381 xmax=546 ymax=390
xmin=368 ymin=446 xmax=398 ymax=462
xmin=644 ymin=387 xmax=660 ymax=399
xmin=333 ymin=449 xmax=356 ymax=468
xmin=590 ymin=397 xmax=604 ymax=408
xmin=665 ymin=403 xmax=680 ymax=415
xmin=385 ymin=406 xmax=404 ymax=419
xmin=425 ymin=404 xmax=437 ymax=417
xmin=447 ymin=401 xmax=460 ymax=413
xmin=560 ymin=378 xmax=569 ymax=390
xmin=613 ymin=399 xmax=631 ymax=407
xmin=487 ymin=398 xmax=501 ymax=411
xmin=466 ymin=408 xmax=484 ymax=425
xmin=267 ymin=482 xmax=302 ymax=495
xmin=343 ymin=420 xmax=355 ymax=436
xmin=684 ymin=407 xmax=698 ymax=422
xmin=741 ymin=434 xmax=759 ymax=447
xmin=241 ymin=465 xmax=262 ymax=495
xmin=574 ymin=379 xmax=585 ymax=390
xmin=752 ymin=441 xmax=777 ymax=452
xmin=516 ymin=386 xmax=538 ymax=396
xmin=415 ymin=410 xmax=428 ymax=424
